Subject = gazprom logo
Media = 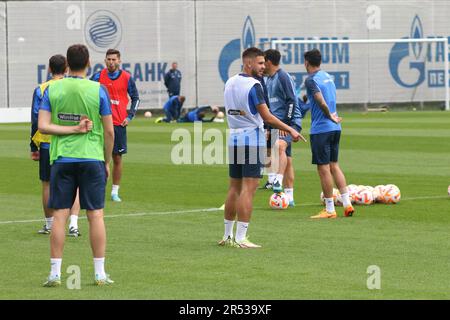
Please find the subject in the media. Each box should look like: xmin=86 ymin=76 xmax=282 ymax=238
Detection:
xmin=389 ymin=15 xmax=426 ymax=88
xmin=218 ymin=16 xmax=255 ymax=83
xmin=85 ymin=10 xmax=122 ymax=52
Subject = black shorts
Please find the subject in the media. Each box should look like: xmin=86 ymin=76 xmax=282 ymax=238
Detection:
xmin=39 ymin=148 xmax=51 ymax=182
xmin=228 ymin=145 xmax=265 ymax=179
xmin=113 ymin=125 xmax=127 ymax=155
xmin=48 ymin=161 xmax=106 ymax=210
xmin=310 ymin=130 xmax=341 ymax=165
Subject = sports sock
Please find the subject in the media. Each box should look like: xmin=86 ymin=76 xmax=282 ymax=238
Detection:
xmin=325 ymin=198 xmax=335 ymax=213
xmin=275 ymin=174 xmax=284 ymax=184
xmin=69 ymin=215 xmax=78 ymax=230
xmin=94 ymin=258 xmax=106 ymax=279
xmin=235 ymin=221 xmax=249 ymax=243
xmin=341 ymin=192 xmax=352 ymax=207
xmin=223 ymin=219 xmax=235 ymax=240
xmin=45 ymin=217 xmax=54 ymax=229
xmin=268 ymin=173 xmax=276 ymax=184
xmin=111 ymin=185 xmax=120 ymax=195
xmin=284 ymin=188 xmax=294 ymax=202
xmin=50 ymin=258 xmax=62 ymax=278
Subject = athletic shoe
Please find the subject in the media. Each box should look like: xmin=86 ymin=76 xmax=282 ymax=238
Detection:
xmin=344 ymin=205 xmax=355 ymax=217
xmin=38 ymin=225 xmax=51 ymax=234
xmin=289 ymin=201 xmax=295 ymax=207
xmin=43 ymin=275 xmax=61 ymax=287
xmin=111 ymin=194 xmax=122 ymax=202
xmin=259 ymin=181 xmax=273 ymax=190
xmin=234 ymin=237 xmax=261 ymax=249
xmin=95 ymin=274 xmax=114 ymax=286
xmin=154 ymin=117 xmax=163 ymax=123
xmin=218 ymin=236 xmax=238 ymax=247
xmin=68 ymin=227 xmax=81 ymax=237
xmin=310 ymin=209 xmax=337 ymax=219
xmin=272 ymin=180 xmax=283 ymax=193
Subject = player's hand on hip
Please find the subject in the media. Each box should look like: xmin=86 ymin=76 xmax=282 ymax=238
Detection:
xmin=31 ymin=151 xmax=40 ymax=161
xmin=330 ymin=112 xmax=342 ymax=124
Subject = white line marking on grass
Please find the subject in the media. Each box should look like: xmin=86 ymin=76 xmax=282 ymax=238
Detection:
xmin=0 ymin=195 xmax=447 ymax=225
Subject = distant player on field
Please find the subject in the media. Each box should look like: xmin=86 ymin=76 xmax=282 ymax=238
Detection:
xmin=263 ymin=49 xmax=303 ymax=206
xmin=303 ymin=48 xmax=354 ymax=219
xmin=91 ymin=49 xmax=140 ymax=202
xmin=155 ymin=95 xmax=186 ymax=123
xmin=220 ymin=47 xmax=305 ymax=248
xmin=177 ymin=105 xmax=219 ymax=122
xmin=39 ymin=44 xmax=114 ymax=286
xmin=30 ymin=54 xmax=81 ymax=237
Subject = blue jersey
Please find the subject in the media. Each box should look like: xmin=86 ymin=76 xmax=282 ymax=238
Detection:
xmin=186 ymin=106 xmax=210 ymax=122
xmin=265 ymin=69 xmax=301 ymax=127
xmin=164 ymin=69 xmax=182 ymax=95
xmin=30 ymin=86 xmax=50 ymax=151
xmin=163 ymin=95 xmax=184 ymax=119
xmin=305 ymin=70 xmax=341 ymax=134
xmin=90 ymin=70 xmax=140 ymax=120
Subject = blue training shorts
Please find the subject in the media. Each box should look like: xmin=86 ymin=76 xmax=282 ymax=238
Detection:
xmin=228 ymin=145 xmax=266 ymax=179
xmin=310 ymin=130 xmax=341 ymax=165
xmin=113 ymin=125 xmax=127 ymax=155
xmin=48 ymin=161 xmax=107 ymax=210
xmin=39 ymin=148 xmax=51 ymax=182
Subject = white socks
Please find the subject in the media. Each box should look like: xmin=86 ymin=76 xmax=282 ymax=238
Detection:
xmin=45 ymin=217 xmax=54 ymax=229
xmin=94 ymin=257 xmax=106 ymax=279
xmin=325 ymin=198 xmax=335 ymax=213
xmin=268 ymin=173 xmax=276 ymax=184
xmin=111 ymin=185 xmax=120 ymax=195
xmin=275 ymin=174 xmax=284 ymax=184
xmin=341 ymin=192 xmax=351 ymax=207
xmin=223 ymin=219 xmax=235 ymax=240
xmin=235 ymin=221 xmax=249 ymax=243
xmin=69 ymin=215 xmax=78 ymax=230
xmin=50 ymin=258 xmax=62 ymax=278
xmin=284 ymin=188 xmax=294 ymax=202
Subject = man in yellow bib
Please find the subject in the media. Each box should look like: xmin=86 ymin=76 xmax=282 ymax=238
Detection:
xmin=30 ymin=55 xmax=81 ymax=237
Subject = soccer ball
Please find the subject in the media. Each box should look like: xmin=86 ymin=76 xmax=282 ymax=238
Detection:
xmin=346 ymin=184 xmax=358 ymax=203
xmin=144 ymin=111 xmax=152 ymax=118
xmin=381 ymin=184 xmax=401 ymax=204
xmin=320 ymin=188 xmax=341 ymax=206
xmin=354 ymin=188 xmax=374 ymax=205
xmin=216 ymin=111 xmax=225 ymax=119
xmin=372 ymin=185 xmax=385 ymax=203
xmin=269 ymin=192 xmax=289 ymax=210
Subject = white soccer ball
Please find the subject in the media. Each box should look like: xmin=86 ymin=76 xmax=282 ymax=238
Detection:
xmin=372 ymin=185 xmax=385 ymax=203
xmin=381 ymin=184 xmax=401 ymax=204
xmin=144 ymin=111 xmax=152 ymax=118
xmin=354 ymin=188 xmax=374 ymax=205
xmin=320 ymin=188 xmax=341 ymax=206
xmin=217 ymin=111 xmax=225 ymax=119
xmin=346 ymin=184 xmax=358 ymax=203
xmin=269 ymin=192 xmax=289 ymax=210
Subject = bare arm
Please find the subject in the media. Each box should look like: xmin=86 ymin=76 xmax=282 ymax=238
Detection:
xmin=256 ymin=104 xmax=306 ymax=142
xmin=313 ymin=92 xmax=341 ymax=123
xmin=38 ymin=110 xmax=92 ymax=135
xmin=102 ymin=114 xmax=114 ymax=167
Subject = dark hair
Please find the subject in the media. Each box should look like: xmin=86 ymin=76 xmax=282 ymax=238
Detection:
xmin=264 ymin=49 xmax=281 ymax=66
xmin=242 ymin=47 xmax=264 ymax=60
xmin=48 ymin=54 xmax=67 ymax=75
xmin=304 ymin=49 xmax=322 ymax=67
xmin=106 ymin=48 xmax=121 ymax=58
xmin=66 ymin=44 xmax=90 ymax=71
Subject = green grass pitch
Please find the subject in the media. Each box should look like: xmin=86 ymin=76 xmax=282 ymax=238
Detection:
xmin=0 ymin=111 xmax=449 ymax=299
